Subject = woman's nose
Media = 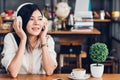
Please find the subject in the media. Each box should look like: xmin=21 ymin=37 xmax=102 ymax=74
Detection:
xmin=34 ymin=19 xmax=39 ymax=25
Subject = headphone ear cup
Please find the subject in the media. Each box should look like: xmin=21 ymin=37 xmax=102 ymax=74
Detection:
xmin=16 ymin=16 xmax=22 ymax=26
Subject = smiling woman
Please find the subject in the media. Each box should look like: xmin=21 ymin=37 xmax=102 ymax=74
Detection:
xmin=1 ymin=3 xmax=57 ymax=78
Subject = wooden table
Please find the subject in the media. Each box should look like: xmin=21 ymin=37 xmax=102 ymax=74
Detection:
xmin=0 ymin=74 xmax=120 ymax=80
xmin=48 ymin=28 xmax=101 ymax=36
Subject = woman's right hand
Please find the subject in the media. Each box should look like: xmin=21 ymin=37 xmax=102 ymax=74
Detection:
xmin=13 ymin=18 xmax=27 ymax=41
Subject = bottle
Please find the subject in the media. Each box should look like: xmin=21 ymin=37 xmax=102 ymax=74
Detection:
xmin=70 ymin=14 xmax=74 ymax=26
xmin=100 ymin=10 xmax=105 ymax=20
xmin=67 ymin=13 xmax=74 ymax=30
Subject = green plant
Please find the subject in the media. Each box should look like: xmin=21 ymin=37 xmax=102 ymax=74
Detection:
xmin=89 ymin=42 xmax=109 ymax=66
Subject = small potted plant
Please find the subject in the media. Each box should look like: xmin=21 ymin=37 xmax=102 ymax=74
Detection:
xmin=89 ymin=42 xmax=109 ymax=78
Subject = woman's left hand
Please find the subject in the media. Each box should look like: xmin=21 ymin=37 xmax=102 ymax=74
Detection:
xmin=39 ymin=17 xmax=48 ymax=41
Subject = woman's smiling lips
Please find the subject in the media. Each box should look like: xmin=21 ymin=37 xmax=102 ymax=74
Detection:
xmin=32 ymin=27 xmax=40 ymax=31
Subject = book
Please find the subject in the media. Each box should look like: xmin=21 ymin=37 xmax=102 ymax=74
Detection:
xmin=71 ymin=28 xmax=92 ymax=32
xmin=75 ymin=17 xmax=93 ymax=22
xmin=74 ymin=22 xmax=93 ymax=26
xmin=74 ymin=25 xmax=93 ymax=29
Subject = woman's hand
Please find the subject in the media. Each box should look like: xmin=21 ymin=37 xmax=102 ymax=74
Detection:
xmin=13 ymin=18 xmax=27 ymax=41
xmin=39 ymin=17 xmax=48 ymax=41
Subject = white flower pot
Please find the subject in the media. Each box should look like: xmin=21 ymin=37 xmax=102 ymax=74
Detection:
xmin=90 ymin=63 xmax=104 ymax=78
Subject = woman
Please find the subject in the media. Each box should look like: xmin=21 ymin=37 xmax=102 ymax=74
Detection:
xmin=1 ymin=3 xmax=57 ymax=78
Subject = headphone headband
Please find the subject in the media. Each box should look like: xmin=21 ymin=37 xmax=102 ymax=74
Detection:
xmin=16 ymin=3 xmax=33 ymax=16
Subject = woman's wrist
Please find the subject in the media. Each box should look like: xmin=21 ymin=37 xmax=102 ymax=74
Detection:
xmin=20 ymin=36 xmax=27 ymax=42
xmin=41 ymin=37 xmax=47 ymax=43
xmin=41 ymin=43 xmax=47 ymax=48
xmin=41 ymin=37 xmax=47 ymax=48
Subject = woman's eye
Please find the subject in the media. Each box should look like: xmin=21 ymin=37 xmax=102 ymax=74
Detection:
xmin=30 ymin=18 xmax=34 ymax=20
xmin=39 ymin=18 xmax=42 ymax=20
xmin=29 ymin=18 xmax=42 ymax=21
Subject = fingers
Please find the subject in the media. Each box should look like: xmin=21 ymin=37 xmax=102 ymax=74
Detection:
xmin=19 ymin=22 xmax=23 ymax=31
xmin=43 ymin=17 xmax=48 ymax=31
xmin=13 ymin=19 xmax=18 ymax=31
xmin=39 ymin=17 xmax=48 ymax=38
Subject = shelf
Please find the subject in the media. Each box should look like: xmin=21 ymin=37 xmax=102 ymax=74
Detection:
xmin=93 ymin=19 xmax=111 ymax=22
xmin=0 ymin=29 xmax=11 ymax=34
xmin=48 ymin=28 xmax=101 ymax=35
xmin=3 ymin=19 xmax=14 ymax=22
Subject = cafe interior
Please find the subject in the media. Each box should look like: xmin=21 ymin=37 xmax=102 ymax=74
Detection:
xmin=0 ymin=0 xmax=120 ymax=79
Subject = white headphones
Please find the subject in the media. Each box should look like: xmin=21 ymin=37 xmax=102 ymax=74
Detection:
xmin=16 ymin=3 xmax=33 ymax=26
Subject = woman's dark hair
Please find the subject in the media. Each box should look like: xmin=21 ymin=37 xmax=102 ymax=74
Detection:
xmin=14 ymin=3 xmax=43 ymax=52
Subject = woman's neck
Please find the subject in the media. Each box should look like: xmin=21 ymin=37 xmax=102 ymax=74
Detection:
xmin=29 ymin=35 xmax=37 ymax=42
xmin=28 ymin=35 xmax=38 ymax=50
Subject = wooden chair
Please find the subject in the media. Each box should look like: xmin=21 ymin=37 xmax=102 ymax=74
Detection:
xmin=101 ymin=56 xmax=118 ymax=73
xmin=57 ymin=37 xmax=87 ymax=73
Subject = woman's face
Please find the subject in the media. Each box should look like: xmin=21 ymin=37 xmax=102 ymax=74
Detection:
xmin=26 ymin=9 xmax=43 ymax=36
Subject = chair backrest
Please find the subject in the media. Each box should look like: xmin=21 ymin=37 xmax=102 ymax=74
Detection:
xmin=59 ymin=37 xmax=84 ymax=54
xmin=59 ymin=37 xmax=84 ymax=46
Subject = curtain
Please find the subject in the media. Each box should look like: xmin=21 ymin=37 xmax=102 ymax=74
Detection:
xmin=111 ymin=0 xmax=120 ymax=40
xmin=112 ymin=0 xmax=120 ymax=11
